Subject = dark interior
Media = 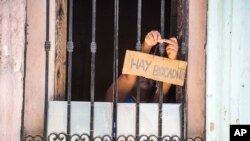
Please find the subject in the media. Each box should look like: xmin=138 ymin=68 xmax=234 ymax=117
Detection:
xmin=70 ymin=0 xmax=177 ymax=101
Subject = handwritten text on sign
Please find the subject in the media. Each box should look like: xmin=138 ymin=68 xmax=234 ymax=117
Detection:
xmin=122 ymin=50 xmax=187 ymax=86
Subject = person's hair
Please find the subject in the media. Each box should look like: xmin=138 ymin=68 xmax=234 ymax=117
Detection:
xmin=147 ymin=44 xmax=163 ymax=102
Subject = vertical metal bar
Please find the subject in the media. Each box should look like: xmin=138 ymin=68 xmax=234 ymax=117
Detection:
xmin=67 ymin=0 xmax=74 ymax=140
xmin=158 ymin=0 xmax=165 ymax=141
xmin=135 ymin=0 xmax=142 ymax=140
xmin=21 ymin=1 xmax=28 ymax=140
xmin=136 ymin=0 xmax=142 ymax=51
xmin=43 ymin=0 xmax=51 ymax=141
xmin=160 ymin=0 xmax=165 ymax=39
xmin=181 ymin=0 xmax=188 ymax=139
xmin=90 ymin=0 xmax=97 ymax=140
xmin=112 ymin=0 xmax=119 ymax=140
xmin=180 ymin=0 xmax=187 ymax=57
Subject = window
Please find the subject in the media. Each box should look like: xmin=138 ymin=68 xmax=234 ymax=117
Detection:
xmin=70 ymin=0 xmax=178 ymax=102
xmin=22 ymin=0 xmax=205 ymax=140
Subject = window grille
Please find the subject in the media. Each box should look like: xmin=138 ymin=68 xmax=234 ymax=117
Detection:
xmin=22 ymin=0 xmax=203 ymax=141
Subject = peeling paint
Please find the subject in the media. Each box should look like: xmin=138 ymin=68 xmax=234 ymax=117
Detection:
xmin=14 ymin=61 xmax=21 ymax=72
xmin=0 ymin=1 xmax=26 ymax=140
xmin=1 ymin=45 xmax=9 ymax=57
xmin=236 ymin=118 xmax=240 ymax=124
xmin=210 ymin=122 xmax=215 ymax=132
xmin=0 ymin=14 xmax=2 ymax=45
xmin=224 ymin=109 xmax=227 ymax=121
xmin=0 ymin=45 xmax=9 ymax=69
xmin=224 ymin=110 xmax=227 ymax=116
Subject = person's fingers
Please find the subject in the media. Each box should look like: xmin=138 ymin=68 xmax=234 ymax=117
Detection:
xmin=157 ymin=39 xmax=164 ymax=43
xmin=166 ymin=45 xmax=178 ymax=51
xmin=159 ymin=39 xmax=178 ymax=51
xmin=148 ymin=31 xmax=159 ymax=43
xmin=165 ymin=39 xmax=178 ymax=59
xmin=152 ymin=33 xmax=158 ymax=43
xmin=164 ymin=39 xmax=178 ymax=46
xmin=152 ymin=31 xmax=159 ymax=42
xmin=148 ymin=33 xmax=155 ymax=43
xmin=155 ymin=32 xmax=160 ymax=41
xmin=152 ymin=30 xmax=161 ymax=39
xmin=169 ymin=37 xmax=177 ymax=42
xmin=148 ymin=31 xmax=161 ymax=44
xmin=166 ymin=48 xmax=178 ymax=59
xmin=144 ymin=30 xmax=165 ymax=48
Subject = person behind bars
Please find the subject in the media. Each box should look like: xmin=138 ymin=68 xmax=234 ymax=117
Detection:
xmin=105 ymin=30 xmax=179 ymax=103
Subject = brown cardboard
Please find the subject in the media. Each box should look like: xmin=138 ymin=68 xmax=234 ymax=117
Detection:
xmin=122 ymin=50 xmax=187 ymax=86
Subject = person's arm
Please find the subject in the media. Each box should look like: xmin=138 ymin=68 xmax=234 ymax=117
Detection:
xmin=152 ymin=83 xmax=171 ymax=102
xmin=105 ymin=74 xmax=137 ymax=102
xmin=105 ymin=31 xmax=160 ymax=102
xmin=105 ymin=31 xmax=179 ymax=102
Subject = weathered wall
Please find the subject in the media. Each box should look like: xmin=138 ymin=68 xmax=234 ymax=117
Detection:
xmin=206 ymin=0 xmax=250 ymax=140
xmin=0 ymin=0 xmax=26 ymax=140
xmin=23 ymin=0 xmax=55 ymax=137
xmin=187 ymin=0 xmax=206 ymax=138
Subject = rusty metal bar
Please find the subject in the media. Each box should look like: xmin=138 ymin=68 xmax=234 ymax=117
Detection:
xmin=67 ymin=0 xmax=74 ymax=140
xmin=112 ymin=0 xmax=119 ymax=140
xmin=160 ymin=0 xmax=165 ymax=38
xmin=43 ymin=0 xmax=50 ymax=141
xmin=136 ymin=0 xmax=142 ymax=51
xmin=135 ymin=0 xmax=142 ymax=140
xmin=90 ymin=0 xmax=97 ymax=140
xmin=181 ymin=0 xmax=188 ymax=139
xmin=21 ymin=1 xmax=28 ymax=140
xmin=158 ymin=0 xmax=165 ymax=141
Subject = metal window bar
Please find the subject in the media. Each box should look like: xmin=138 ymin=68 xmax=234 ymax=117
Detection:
xmin=112 ymin=0 xmax=119 ymax=140
xmin=135 ymin=0 xmax=142 ymax=141
xmin=43 ymin=0 xmax=51 ymax=141
xmin=181 ymin=0 xmax=188 ymax=139
xmin=20 ymin=0 xmax=28 ymax=139
xmin=67 ymin=0 xmax=74 ymax=141
xmin=90 ymin=0 xmax=97 ymax=140
xmin=157 ymin=0 xmax=166 ymax=140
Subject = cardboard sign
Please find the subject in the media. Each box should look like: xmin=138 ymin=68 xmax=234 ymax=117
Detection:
xmin=122 ymin=50 xmax=187 ymax=86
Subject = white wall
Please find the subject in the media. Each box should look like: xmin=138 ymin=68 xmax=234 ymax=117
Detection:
xmin=206 ymin=0 xmax=250 ymax=140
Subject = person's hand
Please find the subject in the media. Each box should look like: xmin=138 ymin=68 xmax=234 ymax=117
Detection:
xmin=142 ymin=30 xmax=179 ymax=60
xmin=161 ymin=37 xmax=179 ymax=60
xmin=142 ymin=30 xmax=162 ymax=53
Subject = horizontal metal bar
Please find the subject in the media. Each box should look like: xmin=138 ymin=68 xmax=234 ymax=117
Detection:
xmin=23 ymin=134 xmax=204 ymax=141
